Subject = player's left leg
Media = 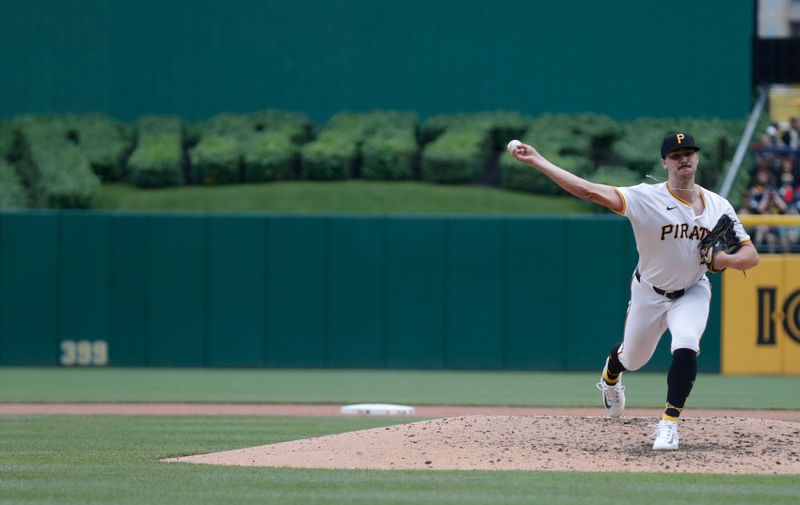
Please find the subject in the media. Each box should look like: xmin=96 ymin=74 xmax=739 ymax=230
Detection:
xmin=664 ymin=280 xmax=710 ymax=419
xmin=655 ymin=279 xmax=711 ymax=450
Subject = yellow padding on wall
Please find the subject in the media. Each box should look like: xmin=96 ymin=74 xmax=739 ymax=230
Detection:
xmin=722 ymin=255 xmax=800 ymax=375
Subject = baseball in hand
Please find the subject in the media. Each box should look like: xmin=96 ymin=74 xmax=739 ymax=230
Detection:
xmin=507 ymin=139 xmax=522 ymax=154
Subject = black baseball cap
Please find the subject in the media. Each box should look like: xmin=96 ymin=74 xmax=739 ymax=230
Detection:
xmin=660 ymin=131 xmax=701 ymax=158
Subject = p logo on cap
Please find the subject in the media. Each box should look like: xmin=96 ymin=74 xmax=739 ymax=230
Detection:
xmin=661 ymin=131 xmax=700 ymax=158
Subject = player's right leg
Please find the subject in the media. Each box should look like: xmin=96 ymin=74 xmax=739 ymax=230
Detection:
xmin=617 ymin=276 xmax=669 ymax=371
xmin=599 ymin=275 xmax=668 ymax=417
xmin=597 ymin=344 xmax=626 ymax=417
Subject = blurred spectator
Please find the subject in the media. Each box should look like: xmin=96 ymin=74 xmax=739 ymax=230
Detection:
xmin=790 ymin=118 xmax=800 ymax=150
xmin=741 ymin=181 xmax=784 ymax=252
xmin=779 ymin=122 xmax=797 ymax=149
xmin=778 ymin=158 xmax=795 ymax=204
xmin=761 ymin=121 xmax=780 ymax=146
xmin=746 ymin=117 xmax=800 ymax=252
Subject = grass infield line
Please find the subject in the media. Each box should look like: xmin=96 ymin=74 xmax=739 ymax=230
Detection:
xmin=1 ymin=368 xmax=798 ymax=410
xmin=1 ymin=404 xmax=799 ymax=421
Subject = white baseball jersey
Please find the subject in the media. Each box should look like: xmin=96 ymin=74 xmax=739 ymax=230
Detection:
xmin=614 ymin=182 xmax=751 ymax=292
xmin=610 ymin=182 xmax=751 ymax=369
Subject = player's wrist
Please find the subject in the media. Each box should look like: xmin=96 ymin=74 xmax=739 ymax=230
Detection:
xmin=711 ymin=252 xmax=730 ymax=271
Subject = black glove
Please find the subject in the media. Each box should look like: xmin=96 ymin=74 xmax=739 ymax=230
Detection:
xmin=699 ymin=214 xmax=741 ymax=273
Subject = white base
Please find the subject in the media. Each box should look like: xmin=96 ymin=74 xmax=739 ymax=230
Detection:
xmin=339 ymin=403 xmax=416 ymax=416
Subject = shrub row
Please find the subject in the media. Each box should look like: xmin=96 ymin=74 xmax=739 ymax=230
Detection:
xmin=420 ymin=111 xmax=528 ymax=147
xmin=57 ymin=114 xmax=134 ymax=181
xmin=498 ymin=113 xmax=746 ymax=194
xmin=0 ymin=114 xmax=130 ymax=208
xmin=127 ymin=116 xmax=185 ymax=188
xmin=14 ymin=117 xmax=100 ymax=208
xmin=362 ymin=131 xmax=417 ymax=180
xmin=188 ymin=112 xmax=313 ymax=185
xmin=2 ymin=114 xmax=132 ymax=181
xmin=499 ymin=114 xmax=595 ymax=194
xmin=245 ymin=110 xmax=314 ymax=144
xmin=190 ymin=131 xmax=301 ymax=184
xmin=1 ymin=111 xmax=747 ymax=208
xmin=0 ymin=121 xmax=16 ymax=160
xmin=421 ymin=128 xmax=492 ymax=183
xmin=301 ymin=111 xmax=419 ymax=180
xmin=359 ymin=111 xmax=419 ymax=181
xmin=501 ymin=151 xmax=593 ymax=195
xmin=0 ymin=159 xmax=27 ymax=208
xmin=301 ymin=130 xmax=359 ymax=180
xmin=244 ymin=132 xmax=299 ymax=182
xmin=421 ymin=111 xmax=529 ymax=184
xmin=190 ymin=134 xmax=242 ymax=184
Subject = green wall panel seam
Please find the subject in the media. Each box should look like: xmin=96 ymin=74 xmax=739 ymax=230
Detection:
xmin=203 ymin=216 xmax=210 ymax=367
xmin=263 ymin=217 xmax=270 ymax=367
xmin=144 ymin=215 xmax=151 ymax=366
xmin=323 ymin=218 xmax=330 ymax=367
xmin=441 ymin=219 xmax=450 ymax=368
xmin=104 ymin=216 xmax=112 ymax=366
xmin=561 ymin=218 xmax=569 ymax=369
xmin=108 ymin=215 xmax=116 ymax=366
xmin=381 ymin=216 xmax=390 ymax=367
xmin=501 ymin=218 xmax=509 ymax=369
xmin=55 ymin=215 xmax=63 ymax=365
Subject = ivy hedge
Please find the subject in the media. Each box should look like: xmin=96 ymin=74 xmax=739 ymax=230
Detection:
xmin=421 ymin=111 xmax=528 ymax=184
xmin=499 ymin=113 xmax=746 ymax=193
xmin=13 ymin=116 xmax=100 ymax=208
xmin=243 ymin=132 xmax=300 ymax=182
xmin=422 ymin=128 xmax=492 ymax=183
xmin=302 ymin=111 xmax=418 ymax=180
xmin=127 ymin=116 xmax=185 ymax=188
xmin=0 ymin=121 xmax=16 ymax=160
xmin=0 ymin=159 xmax=27 ymax=209
xmin=60 ymin=114 xmax=134 ymax=181
xmin=188 ymin=112 xmax=313 ymax=185
xmin=0 ymin=110 xmax=748 ymax=209
xmin=361 ymin=131 xmax=417 ymax=180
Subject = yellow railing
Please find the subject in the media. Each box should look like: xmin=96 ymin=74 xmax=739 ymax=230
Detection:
xmin=738 ymin=214 xmax=800 ymax=226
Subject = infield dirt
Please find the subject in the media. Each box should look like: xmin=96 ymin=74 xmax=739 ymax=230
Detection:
xmin=166 ymin=415 xmax=800 ymax=474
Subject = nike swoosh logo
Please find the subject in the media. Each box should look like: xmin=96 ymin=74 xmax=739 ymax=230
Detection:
xmin=603 ymin=396 xmax=611 ymax=409
xmin=666 ymin=206 xmax=677 ymax=211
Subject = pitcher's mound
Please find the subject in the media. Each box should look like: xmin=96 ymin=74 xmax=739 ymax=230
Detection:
xmin=164 ymin=415 xmax=800 ymax=474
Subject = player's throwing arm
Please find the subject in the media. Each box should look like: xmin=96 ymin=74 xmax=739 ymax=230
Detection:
xmin=508 ymin=140 xmax=623 ymax=212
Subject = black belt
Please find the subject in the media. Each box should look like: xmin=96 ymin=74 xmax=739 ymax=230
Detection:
xmin=635 ymin=270 xmax=685 ymax=300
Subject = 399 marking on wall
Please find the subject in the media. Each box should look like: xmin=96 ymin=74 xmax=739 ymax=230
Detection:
xmin=59 ymin=340 xmax=109 ymax=366
xmin=756 ymin=287 xmax=800 ymax=346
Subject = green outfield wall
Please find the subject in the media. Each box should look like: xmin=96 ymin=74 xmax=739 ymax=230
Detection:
xmin=0 ymin=0 xmax=752 ymax=122
xmin=0 ymin=212 xmax=721 ymax=372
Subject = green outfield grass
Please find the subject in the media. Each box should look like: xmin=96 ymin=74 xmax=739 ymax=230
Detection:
xmin=2 ymin=415 xmax=798 ymax=505
xmin=1 ymin=368 xmax=799 ymax=409
xmin=95 ymin=181 xmax=591 ymax=214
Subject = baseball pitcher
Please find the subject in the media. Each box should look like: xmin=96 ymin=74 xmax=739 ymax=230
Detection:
xmin=509 ymin=131 xmax=759 ymax=450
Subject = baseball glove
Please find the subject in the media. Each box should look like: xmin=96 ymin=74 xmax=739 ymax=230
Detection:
xmin=699 ymin=214 xmax=741 ymax=273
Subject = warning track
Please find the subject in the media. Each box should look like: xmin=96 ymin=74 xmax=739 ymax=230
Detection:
xmin=1 ymin=403 xmax=798 ymax=420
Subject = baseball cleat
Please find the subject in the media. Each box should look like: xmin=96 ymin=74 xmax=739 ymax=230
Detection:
xmin=596 ymin=380 xmax=626 ymax=418
xmin=596 ymin=358 xmax=625 ymax=417
xmin=652 ymin=419 xmax=679 ymax=450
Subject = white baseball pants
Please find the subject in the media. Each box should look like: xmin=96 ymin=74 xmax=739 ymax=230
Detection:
xmin=618 ymin=274 xmax=711 ymax=371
